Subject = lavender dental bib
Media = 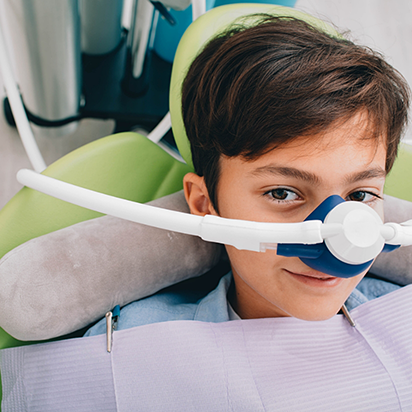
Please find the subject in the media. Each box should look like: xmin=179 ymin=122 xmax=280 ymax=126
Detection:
xmin=2 ymin=285 xmax=412 ymax=411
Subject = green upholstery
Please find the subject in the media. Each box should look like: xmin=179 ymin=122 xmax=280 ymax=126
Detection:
xmin=0 ymin=132 xmax=192 ymax=402
xmin=384 ymin=143 xmax=412 ymax=202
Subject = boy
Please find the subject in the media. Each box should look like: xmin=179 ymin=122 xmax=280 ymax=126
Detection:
xmin=86 ymin=13 xmax=409 ymax=334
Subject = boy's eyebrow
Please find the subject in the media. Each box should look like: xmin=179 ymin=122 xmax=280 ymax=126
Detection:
xmin=344 ymin=167 xmax=386 ymax=184
xmin=250 ymin=166 xmax=321 ymax=186
xmin=250 ymin=165 xmax=386 ymax=185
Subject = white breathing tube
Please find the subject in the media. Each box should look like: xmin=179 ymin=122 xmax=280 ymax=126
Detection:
xmin=17 ymin=168 xmax=326 ymax=252
xmin=16 ymin=168 xmax=412 ymax=262
xmin=0 ymin=20 xmax=46 ymax=173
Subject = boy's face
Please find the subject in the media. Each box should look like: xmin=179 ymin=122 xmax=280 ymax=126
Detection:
xmin=184 ymin=114 xmax=387 ymax=321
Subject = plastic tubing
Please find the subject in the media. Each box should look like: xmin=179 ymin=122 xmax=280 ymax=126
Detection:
xmin=382 ymin=221 xmax=412 ymax=246
xmin=147 ymin=111 xmax=171 ymax=143
xmin=147 ymin=0 xmax=206 ymax=147
xmin=0 ymin=22 xmax=46 ymax=172
xmin=17 ymin=168 xmax=327 ymax=251
xmin=192 ymin=0 xmax=206 ymax=21
xmin=17 ymin=168 xmax=203 ymax=235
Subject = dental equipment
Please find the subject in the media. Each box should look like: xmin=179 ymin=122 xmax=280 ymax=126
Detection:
xmin=0 ymin=20 xmax=46 ymax=172
xmin=0 ymin=0 xmax=204 ymax=167
xmin=16 ymin=168 xmax=412 ymax=279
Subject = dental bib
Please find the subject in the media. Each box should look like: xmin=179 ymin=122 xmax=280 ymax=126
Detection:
xmin=2 ymin=285 xmax=412 ymax=412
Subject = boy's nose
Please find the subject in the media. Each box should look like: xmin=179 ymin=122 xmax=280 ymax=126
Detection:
xmin=277 ymin=195 xmax=388 ymax=278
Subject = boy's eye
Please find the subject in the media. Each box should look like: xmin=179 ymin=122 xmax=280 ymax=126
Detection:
xmin=346 ymin=191 xmax=379 ymax=203
xmin=265 ymin=188 xmax=300 ymax=202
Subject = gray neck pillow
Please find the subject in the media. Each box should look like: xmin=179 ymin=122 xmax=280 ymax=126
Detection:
xmin=0 ymin=191 xmax=410 ymax=341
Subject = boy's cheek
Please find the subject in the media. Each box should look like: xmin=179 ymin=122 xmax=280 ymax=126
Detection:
xmin=226 ymin=245 xmax=369 ymax=321
xmin=225 ymin=246 xmax=277 ymax=271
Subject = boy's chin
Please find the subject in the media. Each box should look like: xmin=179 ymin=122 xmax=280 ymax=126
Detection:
xmin=300 ymin=313 xmax=340 ymax=322
xmin=292 ymin=306 xmax=346 ymax=322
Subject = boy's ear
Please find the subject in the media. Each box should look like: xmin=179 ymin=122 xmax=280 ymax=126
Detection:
xmin=183 ymin=173 xmax=216 ymax=216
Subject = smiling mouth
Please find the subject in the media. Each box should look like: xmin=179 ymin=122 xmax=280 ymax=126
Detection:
xmin=285 ymin=269 xmax=343 ymax=287
xmin=300 ymin=274 xmax=334 ymax=280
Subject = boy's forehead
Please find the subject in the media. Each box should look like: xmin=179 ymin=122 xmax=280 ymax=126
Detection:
xmin=220 ymin=114 xmax=388 ymax=179
xmin=249 ymin=111 xmax=387 ymax=164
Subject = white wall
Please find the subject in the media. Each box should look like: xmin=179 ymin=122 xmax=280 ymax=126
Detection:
xmin=295 ymin=0 xmax=412 ymax=144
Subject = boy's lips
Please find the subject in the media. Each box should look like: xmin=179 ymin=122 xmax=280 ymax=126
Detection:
xmin=284 ymin=269 xmax=343 ymax=288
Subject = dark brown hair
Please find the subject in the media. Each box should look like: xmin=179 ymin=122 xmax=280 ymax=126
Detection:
xmin=182 ymin=15 xmax=410 ymax=211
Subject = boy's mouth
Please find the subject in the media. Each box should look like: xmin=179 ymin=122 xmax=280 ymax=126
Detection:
xmin=284 ymin=269 xmax=343 ymax=287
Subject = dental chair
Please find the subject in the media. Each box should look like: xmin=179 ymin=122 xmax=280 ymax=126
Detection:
xmin=0 ymin=3 xmax=412 ymax=408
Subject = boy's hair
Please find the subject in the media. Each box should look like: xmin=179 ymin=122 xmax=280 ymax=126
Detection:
xmin=181 ymin=15 xmax=410 ymax=212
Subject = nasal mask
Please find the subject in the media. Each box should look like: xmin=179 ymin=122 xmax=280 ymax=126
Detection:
xmin=17 ymin=169 xmax=412 ymax=279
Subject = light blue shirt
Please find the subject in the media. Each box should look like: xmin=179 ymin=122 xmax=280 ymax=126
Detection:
xmin=85 ymin=273 xmax=401 ymax=336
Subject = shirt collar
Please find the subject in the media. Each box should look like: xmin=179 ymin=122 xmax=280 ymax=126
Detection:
xmin=194 ymin=272 xmax=233 ymax=322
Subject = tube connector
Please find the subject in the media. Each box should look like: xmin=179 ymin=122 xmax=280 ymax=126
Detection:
xmin=200 ymin=215 xmax=323 ymax=252
xmin=383 ymin=221 xmax=412 ymax=246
